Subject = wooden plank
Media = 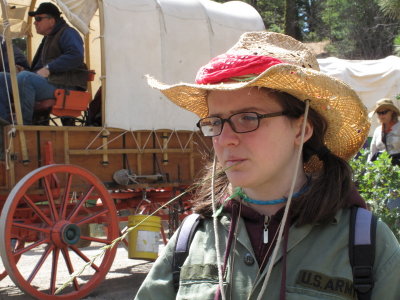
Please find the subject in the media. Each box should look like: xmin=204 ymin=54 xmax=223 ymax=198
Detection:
xmin=1 ymin=127 xmax=212 ymax=192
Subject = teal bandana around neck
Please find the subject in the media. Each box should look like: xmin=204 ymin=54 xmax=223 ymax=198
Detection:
xmin=213 ymin=179 xmax=309 ymax=216
xmin=235 ymin=178 xmax=310 ymax=206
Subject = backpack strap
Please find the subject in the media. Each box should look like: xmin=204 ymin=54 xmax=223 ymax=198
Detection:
xmin=349 ymin=207 xmax=377 ymax=300
xmin=172 ymin=213 xmax=201 ymax=291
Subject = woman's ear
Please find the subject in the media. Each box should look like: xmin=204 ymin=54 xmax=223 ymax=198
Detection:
xmin=294 ymin=115 xmax=313 ymax=146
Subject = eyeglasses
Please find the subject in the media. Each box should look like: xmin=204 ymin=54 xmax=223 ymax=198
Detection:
xmin=34 ymin=16 xmax=52 ymax=22
xmin=377 ymin=110 xmax=390 ymax=115
xmin=196 ymin=111 xmax=288 ymax=137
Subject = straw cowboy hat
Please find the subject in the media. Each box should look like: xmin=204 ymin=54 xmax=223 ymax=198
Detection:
xmin=147 ymin=31 xmax=370 ymax=164
xmin=369 ymin=98 xmax=400 ymax=117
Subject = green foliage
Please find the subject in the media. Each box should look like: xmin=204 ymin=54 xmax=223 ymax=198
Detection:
xmin=350 ymin=149 xmax=400 ymax=240
xmin=378 ymin=0 xmax=400 ymax=19
xmin=321 ymin=0 xmax=399 ymax=59
xmin=217 ymin=0 xmax=400 ymax=59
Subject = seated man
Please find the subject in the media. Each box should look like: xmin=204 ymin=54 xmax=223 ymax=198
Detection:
xmin=0 ymin=35 xmax=30 ymax=73
xmin=0 ymin=35 xmax=30 ymax=125
xmin=0 ymin=35 xmax=30 ymax=159
xmin=0 ymin=2 xmax=88 ymax=125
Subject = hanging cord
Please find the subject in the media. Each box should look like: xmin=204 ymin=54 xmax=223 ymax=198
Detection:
xmin=256 ymin=100 xmax=311 ymax=300
xmin=0 ymin=25 xmax=16 ymax=126
xmin=228 ymin=201 xmax=242 ymax=300
xmin=214 ymin=200 xmax=243 ymax=300
xmin=247 ymin=221 xmax=283 ymax=298
xmin=4 ymin=127 xmax=16 ymax=170
xmin=211 ymin=153 xmax=227 ymax=300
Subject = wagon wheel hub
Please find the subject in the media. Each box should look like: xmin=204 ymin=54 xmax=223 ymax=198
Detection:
xmin=51 ymin=221 xmax=81 ymax=247
xmin=62 ymin=223 xmax=81 ymax=245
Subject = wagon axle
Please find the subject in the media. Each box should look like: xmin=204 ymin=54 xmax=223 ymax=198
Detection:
xmin=51 ymin=221 xmax=81 ymax=247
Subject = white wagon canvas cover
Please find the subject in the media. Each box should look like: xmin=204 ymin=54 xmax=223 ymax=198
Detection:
xmin=1 ymin=0 xmax=265 ymax=130
xmin=318 ymin=56 xmax=400 ymax=133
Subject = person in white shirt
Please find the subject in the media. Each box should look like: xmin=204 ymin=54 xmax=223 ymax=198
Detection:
xmin=368 ymin=98 xmax=400 ymax=165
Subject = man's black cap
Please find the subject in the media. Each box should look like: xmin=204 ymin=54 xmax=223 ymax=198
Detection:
xmin=28 ymin=2 xmax=61 ymax=18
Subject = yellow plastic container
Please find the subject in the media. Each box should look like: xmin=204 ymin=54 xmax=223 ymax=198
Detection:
xmin=128 ymin=215 xmax=161 ymax=260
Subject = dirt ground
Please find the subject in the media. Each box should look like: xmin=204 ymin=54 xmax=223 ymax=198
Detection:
xmin=0 ymin=244 xmax=154 ymax=300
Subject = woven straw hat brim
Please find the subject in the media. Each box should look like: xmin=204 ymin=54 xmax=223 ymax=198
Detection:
xmin=147 ymin=63 xmax=370 ymax=165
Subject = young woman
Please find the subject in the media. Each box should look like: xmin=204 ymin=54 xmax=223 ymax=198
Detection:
xmin=135 ymin=32 xmax=400 ymax=300
xmin=368 ymin=98 xmax=400 ymax=165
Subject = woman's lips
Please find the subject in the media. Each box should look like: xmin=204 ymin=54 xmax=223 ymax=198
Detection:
xmin=224 ymin=159 xmax=245 ymax=168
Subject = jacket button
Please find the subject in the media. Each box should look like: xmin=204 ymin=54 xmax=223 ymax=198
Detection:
xmin=244 ymin=253 xmax=255 ymax=265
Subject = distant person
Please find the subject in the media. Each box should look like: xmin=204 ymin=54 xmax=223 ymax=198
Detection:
xmin=0 ymin=35 xmax=29 ymax=158
xmin=0 ymin=2 xmax=88 ymax=125
xmin=86 ymin=86 xmax=102 ymax=126
xmin=0 ymin=35 xmax=30 ymax=73
xmin=368 ymin=98 xmax=400 ymax=165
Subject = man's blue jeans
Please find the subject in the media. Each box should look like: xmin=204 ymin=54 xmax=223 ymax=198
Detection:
xmin=0 ymin=71 xmax=57 ymax=124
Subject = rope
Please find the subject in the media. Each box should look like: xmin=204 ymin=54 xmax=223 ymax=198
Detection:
xmin=4 ymin=127 xmax=16 ymax=170
xmin=154 ymin=130 xmax=174 ymax=152
xmin=0 ymin=30 xmax=16 ymax=126
xmin=56 ymin=161 xmax=232 ymax=294
xmin=256 ymin=100 xmax=311 ymax=299
xmin=211 ymin=154 xmax=226 ymax=300
xmin=94 ymin=130 xmax=128 ymax=150
xmin=129 ymin=130 xmax=144 ymax=153
xmin=84 ymin=125 xmax=107 ymax=150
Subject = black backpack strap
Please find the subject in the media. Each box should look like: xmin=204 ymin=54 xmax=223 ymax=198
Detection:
xmin=172 ymin=213 xmax=201 ymax=291
xmin=349 ymin=207 xmax=377 ymax=300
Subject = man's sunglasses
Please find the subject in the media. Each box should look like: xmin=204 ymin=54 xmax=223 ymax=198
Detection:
xmin=34 ymin=16 xmax=52 ymax=22
xmin=377 ymin=110 xmax=390 ymax=115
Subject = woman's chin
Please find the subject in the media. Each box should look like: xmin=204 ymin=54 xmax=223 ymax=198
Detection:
xmin=226 ymin=172 xmax=251 ymax=188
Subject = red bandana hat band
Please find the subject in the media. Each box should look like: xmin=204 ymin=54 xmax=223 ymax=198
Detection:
xmin=195 ymin=54 xmax=283 ymax=84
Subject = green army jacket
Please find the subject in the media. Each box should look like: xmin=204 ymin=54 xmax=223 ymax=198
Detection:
xmin=135 ymin=208 xmax=400 ymax=300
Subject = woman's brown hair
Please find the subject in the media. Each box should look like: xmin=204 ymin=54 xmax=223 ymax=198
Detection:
xmin=192 ymin=88 xmax=354 ymax=226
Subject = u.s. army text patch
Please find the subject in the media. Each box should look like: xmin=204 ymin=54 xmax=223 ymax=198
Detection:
xmin=296 ymin=270 xmax=356 ymax=299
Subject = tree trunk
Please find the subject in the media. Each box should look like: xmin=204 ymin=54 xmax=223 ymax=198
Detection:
xmin=284 ymin=0 xmax=300 ymax=40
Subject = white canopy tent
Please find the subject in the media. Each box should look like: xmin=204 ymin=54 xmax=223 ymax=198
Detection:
xmin=1 ymin=0 xmax=265 ymax=130
xmin=318 ymin=56 xmax=400 ymax=134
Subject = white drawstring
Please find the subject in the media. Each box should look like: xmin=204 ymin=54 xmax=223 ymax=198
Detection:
xmin=211 ymin=153 xmax=226 ymax=300
xmin=255 ymin=100 xmax=311 ymax=300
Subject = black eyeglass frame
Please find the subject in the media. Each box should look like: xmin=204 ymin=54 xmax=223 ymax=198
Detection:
xmin=196 ymin=111 xmax=288 ymax=137
xmin=34 ymin=15 xmax=52 ymax=22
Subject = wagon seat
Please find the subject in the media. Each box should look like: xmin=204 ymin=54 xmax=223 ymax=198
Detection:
xmin=33 ymin=69 xmax=95 ymax=126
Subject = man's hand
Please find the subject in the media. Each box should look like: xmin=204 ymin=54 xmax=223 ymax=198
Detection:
xmin=16 ymin=65 xmax=25 ymax=73
xmin=36 ymin=67 xmax=50 ymax=78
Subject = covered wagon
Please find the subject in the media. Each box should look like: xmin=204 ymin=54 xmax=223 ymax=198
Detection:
xmin=0 ymin=0 xmax=265 ymax=299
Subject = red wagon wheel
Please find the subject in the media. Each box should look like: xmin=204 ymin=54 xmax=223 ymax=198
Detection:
xmin=0 ymin=164 xmax=119 ymax=300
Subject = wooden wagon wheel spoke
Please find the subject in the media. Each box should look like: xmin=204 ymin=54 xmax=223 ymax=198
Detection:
xmin=14 ymin=238 xmax=50 ymax=257
xmin=0 ymin=164 xmax=119 ymax=300
xmin=43 ymin=176 xmax=60 ymax=222
xmin=50 ymin=248 xmax=61 ymax=295
xmin=60 ymin=173 xmax=73 ymax=219
xmin=22 ymin=194 xmax=54 ymax=226
xmin=60 ymin=248 xmax=79 ymax=291
xmin=27 ymin=244 xmax=54 ymax=284
xmin=80 ymin=235 xmax=113 ymax=244
xmin=67 ymin=185 xmax=95 ymax=223
xmin=76 ymin=208 xmax=109 ymax=226
xmin=12 ymin=221 xmax=50 ymax=234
